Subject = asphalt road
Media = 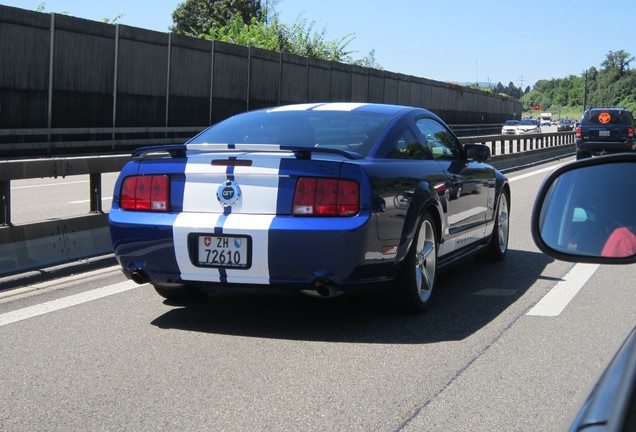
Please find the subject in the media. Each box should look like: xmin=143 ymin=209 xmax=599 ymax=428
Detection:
xmin=1 ymin=157 xmax=635 ymax=432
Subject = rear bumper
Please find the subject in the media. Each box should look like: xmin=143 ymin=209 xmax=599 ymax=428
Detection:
xmin=109 ymin=209 xmax=397 ymax=292
xmin=576 ymin=139 xmax=636 ymax=154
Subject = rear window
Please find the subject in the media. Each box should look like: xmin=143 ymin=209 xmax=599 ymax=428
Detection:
xmin=519 ymin=119 xmax=536 ymax=126
xmin=582 ymin=110 xmax=632 ymax=126
xmin=189 ymin=109 xmax=392 ymax=157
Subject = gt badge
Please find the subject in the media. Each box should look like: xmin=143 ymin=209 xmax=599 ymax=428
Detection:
xmin=216 ymin=180 xmax=242 ymax=207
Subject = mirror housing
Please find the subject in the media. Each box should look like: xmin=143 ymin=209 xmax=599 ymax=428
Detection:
xmin=465 ymin=143 xmax=491 ymax=163
xmin=531 ymin=154 xmax=636 ymax=264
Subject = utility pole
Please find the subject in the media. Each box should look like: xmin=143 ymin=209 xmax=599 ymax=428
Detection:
xmin=583 ymin=70 xmax=588 ymax=112
xmin=475 ymin=60 xmax=479 ymax=87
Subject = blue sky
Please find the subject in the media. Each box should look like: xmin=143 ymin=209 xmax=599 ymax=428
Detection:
xmin=2 ymin=0 xmax=635 ymax=88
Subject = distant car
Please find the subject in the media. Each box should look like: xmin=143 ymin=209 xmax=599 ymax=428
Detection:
xmin=516 ymin=118 xmax=541 ymax=134
xmin=576 ymin=107 xmax=636 ymax=160
xmin=109 ymin=103 xmax=511 ymax=313
xmin=556 ymin=119 xmax=574 ymax=132
xmin=540 ymin=119 xmax=551 ymax=127
xmin=501 ymin=120 xmax=519 ymax=135
xmin=531 ymin=154 xmax=636 ymax=431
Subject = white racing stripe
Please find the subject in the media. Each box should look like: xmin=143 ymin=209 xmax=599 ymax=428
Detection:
xmin=527 ymin=263 xmax=599 ymax=316
xmin=0 ymin=280 xmax=140 ymax=327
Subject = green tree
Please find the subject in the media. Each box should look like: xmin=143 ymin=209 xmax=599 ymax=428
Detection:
xmin=521 ymin=51 xmax=636 ymax=115
xmin=202 ymin=11 xmax=376 ymax=66
xmin=171 ymin=0 xmax=263 ymax=37
xmin=601 ymin=49 xmax=634 ymax=77
xmin=206 ymin=14 xmax=280 ymax=51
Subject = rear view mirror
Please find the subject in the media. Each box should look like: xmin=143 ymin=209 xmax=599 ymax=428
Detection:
xmin=465 ymin=143 xmax=491 ymax=162
xmin=531 ymin=154 xmax=636 ymax=264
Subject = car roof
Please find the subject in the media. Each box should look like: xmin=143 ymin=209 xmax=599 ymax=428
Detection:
xmin=260 ymin=102 xmax=434 ymax=118
xmin=587 ymin=107 xmax=630 ymax=113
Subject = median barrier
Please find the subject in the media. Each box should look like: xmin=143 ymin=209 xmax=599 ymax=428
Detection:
xmin=0 ymin=213 xmax=110 ymax=278
xmin=0 ymin=133 xmax=576 ymax=278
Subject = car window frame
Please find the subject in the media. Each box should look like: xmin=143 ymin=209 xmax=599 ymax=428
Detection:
xmin=384 ymin=126 xmax=432 ymax=160
xmin=415 ymin=116 xmax=465 ymax=161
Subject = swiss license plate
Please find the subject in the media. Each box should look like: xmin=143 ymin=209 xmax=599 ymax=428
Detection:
xmin=197 ymin=235 xmax=250 ymax=268
xmin=599 ymin=130 xmax=611 ymax=137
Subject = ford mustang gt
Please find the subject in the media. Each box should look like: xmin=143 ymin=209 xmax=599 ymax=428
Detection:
xmin=109 ymin=103 xmax=511 ymax=312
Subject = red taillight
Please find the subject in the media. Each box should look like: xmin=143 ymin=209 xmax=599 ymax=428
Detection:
xmin=628 ymin=127 xmax=634 ymax=139
xmin=576 ymin=127 xmax=582 ymax=139
xmin=120 ymin=175 xmax=170 ymax=212
xmin=293 ymin=178 xmax=360 ymax=216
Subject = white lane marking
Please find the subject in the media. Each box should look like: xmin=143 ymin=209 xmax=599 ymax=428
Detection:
xmin=0 ymin=266 xmax=122 ymax=303
xmin=508 ymin=163 xmax=568 ymax=183
xmin=11 ymin=180 xmax=89 ymax=190
xmin=0 ymin=280 xmax=140 ymax=327
xmin=527 ymin=263 xmax=599 ymax=316
xmin=68 ymin=197 xmax=112 ymax=204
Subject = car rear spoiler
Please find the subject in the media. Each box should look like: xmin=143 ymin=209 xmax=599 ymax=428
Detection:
xmin=132 ymin=143 xmax=363 ymax=160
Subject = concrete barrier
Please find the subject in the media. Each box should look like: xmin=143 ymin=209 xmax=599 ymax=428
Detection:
xmin=0 ymin=213 xmax=111 ymax=276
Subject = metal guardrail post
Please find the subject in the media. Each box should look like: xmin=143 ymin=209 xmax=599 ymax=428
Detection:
xmin=89 ymin=174 xmax=102 ymax=213
xmin=0 ymin=180 xmax=10 ymax=226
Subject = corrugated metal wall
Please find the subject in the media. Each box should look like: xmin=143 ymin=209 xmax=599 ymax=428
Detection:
xmin=0 ymin=4 xmax=522 ymax=130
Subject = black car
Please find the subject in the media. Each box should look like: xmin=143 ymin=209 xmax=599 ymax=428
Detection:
xmin=576 ymin=107 xmax=636 ymax=160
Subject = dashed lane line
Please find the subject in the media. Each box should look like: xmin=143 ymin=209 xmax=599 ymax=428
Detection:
xmin=527 ymin=263 xmax=600 ymax=317
xmin=0 ymin=280 xmax=140 ymax=327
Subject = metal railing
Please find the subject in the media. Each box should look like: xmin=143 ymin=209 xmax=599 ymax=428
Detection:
xmin=0 ymin=131 xmax=575 ymax=277
xmin=459 ymin=131 xmax=576 ymax=155
xmin=0 ymin=130 xmax=576 ymax=227
xmin=0 ymin=126 xmax=206 ymax=157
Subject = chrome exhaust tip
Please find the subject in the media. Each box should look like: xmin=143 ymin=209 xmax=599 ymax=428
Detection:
xmin=129 ymin=268 xmax=150 ymax=285
xmin=300 ymin=280 xmax=345 ymax=298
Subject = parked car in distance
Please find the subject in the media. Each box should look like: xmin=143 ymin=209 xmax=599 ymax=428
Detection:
xmin=557 ymin=118 xmax=575 ymax=132
xmin=501 ymin=120 xmax=519 ymax=135
xmin=109 ymin=103 xmax=511 ymax=313
xmin=531 ymin=153 xmax=636 ymax=431
xmin=576 ymin=107 xmax=636 ymax=160
xmin=516 ymin=118 xmax=541 ymax=134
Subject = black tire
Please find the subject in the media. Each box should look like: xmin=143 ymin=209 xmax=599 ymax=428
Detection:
xmin=395 ymin=213 xmax=438 ymax=313
xmin=152 ymin=283 xmax=204 ymax=301
xmin=576 ymin=151 xmax=591 ymax=160
xmin=484 ymin=190 xmax=510 ymax=261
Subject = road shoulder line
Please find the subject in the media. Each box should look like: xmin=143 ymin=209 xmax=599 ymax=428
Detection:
xmin=527 ymin=263 xmax=599 ymax=317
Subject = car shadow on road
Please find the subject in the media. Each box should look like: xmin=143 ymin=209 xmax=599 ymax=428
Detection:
xmin=150 ymin=249 xmax=554 ymax=344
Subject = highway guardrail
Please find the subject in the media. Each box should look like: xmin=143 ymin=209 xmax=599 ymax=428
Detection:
xmin=0 ymin=132 xmax=575 ymax=278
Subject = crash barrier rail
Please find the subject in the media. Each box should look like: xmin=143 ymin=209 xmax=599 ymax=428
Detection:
xmin=0 ymin=126 xmax=206 ymax=157
xmin=0 ymin=123 xmax=500 ymax=157
xmin=0 ymin=131 xmax=576 ymax=278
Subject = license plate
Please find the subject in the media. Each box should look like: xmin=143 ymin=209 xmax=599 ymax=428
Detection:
xmin=599 ymin=130 xmax=611 ymax=137
xmin=196 ymin=235 xmax=250 ymax=268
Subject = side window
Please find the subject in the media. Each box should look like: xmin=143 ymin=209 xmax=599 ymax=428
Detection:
xmin=416 ymin=118 xmax=463 ymax=161
xmin=387 ymin=127 xmax=430 ymax=160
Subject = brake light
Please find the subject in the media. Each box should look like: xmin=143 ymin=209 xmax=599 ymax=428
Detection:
xmin=293 ymin=177 xmax=360 ymax=216
xmin=628 ymin=127 xmax=634 ymax=139
xmin=576 ymin=127 xmax=582 ymax=139
xmin=120 ymin=175 xmax=170 ymax=212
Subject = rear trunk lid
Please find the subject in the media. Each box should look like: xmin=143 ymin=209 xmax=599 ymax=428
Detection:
xmin=176 ymin=145 xmax=351 ymax=216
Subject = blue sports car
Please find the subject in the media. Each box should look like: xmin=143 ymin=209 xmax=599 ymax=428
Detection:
xmin=109 ymin=103 xmax=511 ymax=312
